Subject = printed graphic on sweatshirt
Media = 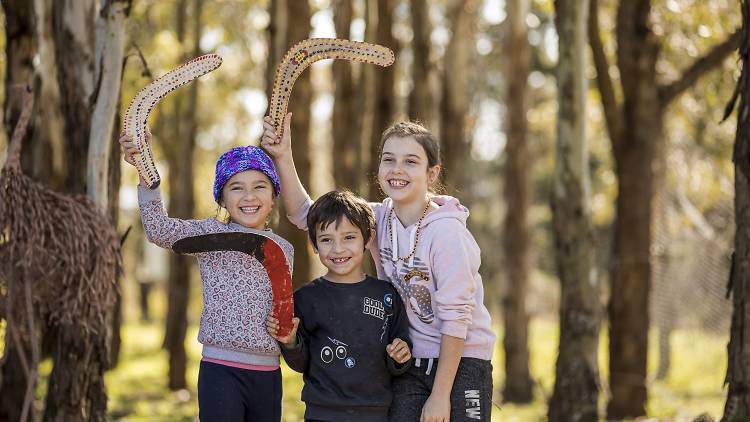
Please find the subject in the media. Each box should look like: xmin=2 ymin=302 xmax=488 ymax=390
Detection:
xmin=320 ymin=336 xmax=356 ymax=368
xmin=379 ymin=293 xmax=394 ymax=342
xmin=380 ymin=248 xmax=435 ymax=324
xmin=363 ymin=297 xmax=385 ymax=320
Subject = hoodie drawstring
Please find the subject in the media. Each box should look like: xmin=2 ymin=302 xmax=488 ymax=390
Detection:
xmin=390 ymin=208 xmax=399 ymax=262
xmin=389 ymin=202 xmax=428 ymax=265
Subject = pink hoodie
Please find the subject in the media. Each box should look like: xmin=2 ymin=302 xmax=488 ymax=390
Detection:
xmin=289 ymin=195 xmax=495 ymax=361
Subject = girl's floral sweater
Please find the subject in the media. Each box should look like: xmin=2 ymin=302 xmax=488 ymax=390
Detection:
xmin=139 ymin=185 xmax=293 ymax=366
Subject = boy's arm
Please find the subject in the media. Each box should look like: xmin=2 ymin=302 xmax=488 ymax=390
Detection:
xmin=280 ymin=335 xmax=308 ymax=373
xmin=386 ymin=289 xmax=412 ymax=375
xmin=261 ymin=114 xmax=313 ymax=229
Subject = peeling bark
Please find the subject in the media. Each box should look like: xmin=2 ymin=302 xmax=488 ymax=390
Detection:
xmin=548 ymin=0 xmax=600 ymax=420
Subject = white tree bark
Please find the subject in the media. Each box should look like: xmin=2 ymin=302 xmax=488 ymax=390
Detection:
xmin=548 ymin=0 xmax=600 ymax=420
xmin=87 ymin=0 xmax=130 ymax=209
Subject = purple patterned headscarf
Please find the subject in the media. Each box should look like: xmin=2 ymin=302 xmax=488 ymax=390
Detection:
xmin=213 ymin=146 xmax=281 ymax=203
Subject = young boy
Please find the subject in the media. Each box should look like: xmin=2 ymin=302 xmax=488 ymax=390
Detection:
xmin=266 ymin=190 xmax=412 ymax=422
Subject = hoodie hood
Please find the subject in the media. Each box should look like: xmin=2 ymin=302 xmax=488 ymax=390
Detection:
xmin=420 ymin=195 xmax=469 ymax=227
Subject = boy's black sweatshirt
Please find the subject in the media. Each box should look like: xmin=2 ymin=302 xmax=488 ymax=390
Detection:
xmin=281 ymin=276 xmax=411 ymax=422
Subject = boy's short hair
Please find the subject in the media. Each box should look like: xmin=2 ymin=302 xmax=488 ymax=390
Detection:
xmin=307 ymin=190 xmax=375 ymax=250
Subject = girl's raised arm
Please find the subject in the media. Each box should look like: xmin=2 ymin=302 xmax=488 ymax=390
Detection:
xmin=121 ymin=131 xmax=214 ymax=249
xmin=261 ymin=113 xmax=313 ymax=229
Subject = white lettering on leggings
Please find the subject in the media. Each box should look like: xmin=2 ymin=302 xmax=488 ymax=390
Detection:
xmin=465 ymin=390 xmax=481 ymax=419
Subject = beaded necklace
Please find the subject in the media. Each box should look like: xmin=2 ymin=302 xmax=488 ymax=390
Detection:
xmin=388 ymin=200 xmax=431 ymax=262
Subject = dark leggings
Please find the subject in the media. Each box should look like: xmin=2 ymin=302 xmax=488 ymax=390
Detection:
xmin=388 ymin=357 xmax=493 ymax=421
xmin=197 ymin=360 xmax=282 ymax=422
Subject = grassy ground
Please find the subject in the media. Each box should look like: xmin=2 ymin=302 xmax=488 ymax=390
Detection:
xmin=31 ymin=317 xmax=720 ymax=421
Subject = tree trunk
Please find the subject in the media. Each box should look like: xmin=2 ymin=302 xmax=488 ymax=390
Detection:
xmin=43 ymin=1 xmax=127 ymax=419
xmin=44 ymin=325 xmax=109 ymax=422
xmin=52 ymin=0 xmax=97 ymax=195
xmin=332 ymin=0 xmax=358 ymax=191
xmin=606 ymin=67 xmax=660 ymax=422
xmin=31 ymin=0 xmax=67 ymax=190
xmin=266 ymin=0 xmax=313 ymax=287
xmin=439 ymin=0 xmax=478 ymax=195
xmin=2 ymin=0 xmax=36 ymax=127
xmin=722 ymin=3 xmax=750 ymax=420
xmin=358 ymin=0 xmax=376 ymax=197
xmin=285 ymin=0 xmax=313 ymax=287
xmin=346 ymin=0 xmax=368 ymax=198
xmin=367 ymin=0 xmax=396 ymax=201
xmin=548 ymin=0 xmax=600 ymax=420
xmin=163 ymin=242 xmax=190 ymax=392
xmin=265 ymin=0 xmax=288 ymax=107
xmin=46 ymin=0 xmax=102 ymax=419
xmin=0 ymin=347 xmax=30 ymax=422
xmin=407 ymin=0 xmax=434 ymax=127
xmin=500 ymin=0 xmax=533 ymax=404
xmin=163 ymin=0 xmax=203 ymax=390
xmin=0 ymin=2 xmax=37 ymax=420
xmin=108 ymin=111 xmax=123 ymax=369
xmin=87 ymin=0 xmax=129 ymax=210
xmin=652 ymin=140 xmax=671 ymax=381
xmin=87 ymin=0 xmax=130 ymax=371
xmin=606 ymin=2 xmax=661 ymax=416
xmin=586 ymin=0 xmax=739 ymax=416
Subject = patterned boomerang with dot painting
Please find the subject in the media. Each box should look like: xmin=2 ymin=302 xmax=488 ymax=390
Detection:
xmin=123 ymin=54 xmax=223 ymax=189
xmin=268 ymin=38 xmax=395 ymax=135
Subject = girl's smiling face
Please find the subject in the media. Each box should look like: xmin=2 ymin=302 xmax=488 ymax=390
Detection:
xmin=220 ymin=170 xmax=275 ymax=229
xmin=378 ymin=136 xmax=440 ymax=204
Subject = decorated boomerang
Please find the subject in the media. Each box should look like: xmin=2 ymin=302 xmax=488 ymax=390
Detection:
xmin=123 ymin=54 xmax=223 ymax=189
xmin=172 ymin=232 xmax=295 ymax=338
xmin=269 ymin=38 xmax=395 ymax=135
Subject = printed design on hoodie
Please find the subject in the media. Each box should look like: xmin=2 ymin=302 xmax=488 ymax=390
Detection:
xmin=320 ymin=336 xmax=356 ymax=368
xmin=380 ymin=248 xmax=435 ymax=324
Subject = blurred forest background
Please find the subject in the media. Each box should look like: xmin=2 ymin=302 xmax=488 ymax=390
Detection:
xmin=0 ymin=0 xmax=743 ymax=421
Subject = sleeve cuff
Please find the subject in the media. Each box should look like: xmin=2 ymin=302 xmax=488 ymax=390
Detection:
xmin=280 ymin=335 xmax=303 ymax=351
xmin=387 ymin=356 xmax=411 ymax=376
xmin=137 ymin=184 xmax=161 ymax=203
xmin=440 ymin=320 xmax=469 ymax=339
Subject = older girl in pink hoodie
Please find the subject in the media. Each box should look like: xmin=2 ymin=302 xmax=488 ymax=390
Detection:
xmin=263 ymin=115 xmax=495 ymax=422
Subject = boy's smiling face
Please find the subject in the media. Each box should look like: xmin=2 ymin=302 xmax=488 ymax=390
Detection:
xmin=315 ymin=217 xmax=371 ymax=283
